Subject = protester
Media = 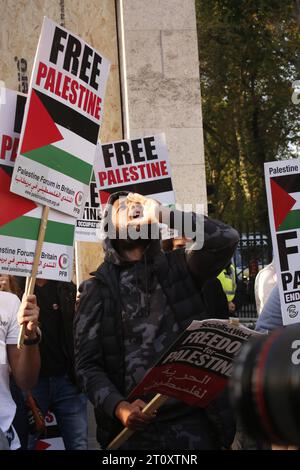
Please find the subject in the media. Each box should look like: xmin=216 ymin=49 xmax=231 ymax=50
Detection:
xmin=254 ymin=260 xmax=277 ymax=315
xmin=0 ymin=275 xmax=30 ymax=449
xmin=17 ymin=278 xmax=88 ymax=450
xmin=217 ymin=263 xmax=237 ymax=315
xmin=0 ymin=290 xmax=40 ymax=450
xmin=255 ymin=284 xmax=282 ymax=332
xmin=0 ymin=275 xmax=22 ymax=298
xmin=74 ymin=191 xmax=239 ymax=450
xmin=201 ymin=277 xmax=230 ymax=319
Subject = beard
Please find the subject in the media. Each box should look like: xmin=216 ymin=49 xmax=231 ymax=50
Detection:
xmin=116 ymin=237 xmax=151 ymax=251
xmin=115 ymin=222 xmax=160 ymax=249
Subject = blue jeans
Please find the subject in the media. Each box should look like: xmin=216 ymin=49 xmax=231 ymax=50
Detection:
xmin=28 ymin=374 xmax=88 ymax=450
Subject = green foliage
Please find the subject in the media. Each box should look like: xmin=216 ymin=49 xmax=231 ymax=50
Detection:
xmin=196 ymin=0 xmax=299 ymax=232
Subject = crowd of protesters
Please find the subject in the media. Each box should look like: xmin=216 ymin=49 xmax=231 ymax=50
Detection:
xmin=0 ymin=191 xmax=292 ymax=451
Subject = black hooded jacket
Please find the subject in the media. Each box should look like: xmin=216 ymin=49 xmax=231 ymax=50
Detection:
xmin=74 ymin=193 xmax=239 ymax=447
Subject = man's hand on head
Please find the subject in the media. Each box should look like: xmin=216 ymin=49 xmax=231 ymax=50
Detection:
xmin=126 ymin=193 xmax=160 ymax=227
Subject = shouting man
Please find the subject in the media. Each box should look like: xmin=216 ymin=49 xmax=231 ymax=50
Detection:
xmin=74 ymin=192 xmax=239 ymax=450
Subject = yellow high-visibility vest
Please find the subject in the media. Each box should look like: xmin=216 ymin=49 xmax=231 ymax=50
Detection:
xmin=217 ymin=264 xmax=236 ymax=301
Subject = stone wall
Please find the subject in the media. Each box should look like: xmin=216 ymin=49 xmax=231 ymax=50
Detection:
xmin=0 ymin=0 xmax=123 ymax=282
xmin=122 ymin=0 xmax=207 ymax=207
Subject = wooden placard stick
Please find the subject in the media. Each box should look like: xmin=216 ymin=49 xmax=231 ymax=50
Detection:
xmin=229 ymin=317 xmax=240 ymax=327
xmin=17 ymin=205 xmax=50 ymax=349
xmin=107 ymin=393 xmax=169 ymax=450
xmin=25 ymin=276 xmax=30 ymax=293
xmin=74 ymin=241 xmax=84 ymax=289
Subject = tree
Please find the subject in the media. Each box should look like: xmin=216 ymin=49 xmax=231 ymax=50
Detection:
xmin=196 ymin=0 xmax=299 ymax=233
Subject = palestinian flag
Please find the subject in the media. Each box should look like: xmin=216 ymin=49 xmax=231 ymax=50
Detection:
xmin=20 ymin=89 xmax=96 ymax=185
xmin=270 ymin=174 xmax=300 ymax=232
xmin=0 ymin=88 xmax=75 ymax=280
xmin=0 ymin=165 xmax=75 ymax=246
xmin=95 ymin=134 xmax=175 ymax=207
xmin=99 ymin=177 xmax=174 ymax=206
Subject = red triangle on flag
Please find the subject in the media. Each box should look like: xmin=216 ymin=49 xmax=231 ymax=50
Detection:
xmin=270 ymin=178 xmax=296 ymax=230
xmin=21 ymin=89 xmax=63 ymax=154
xmin=0 ymin=168 xmax=37 ymax=227
xmin=100 ymin=190 xmax=111 ymax=206
xmin=35 ymin=440 xmax=51 ymax=451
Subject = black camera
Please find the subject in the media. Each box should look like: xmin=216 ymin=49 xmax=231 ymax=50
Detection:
xmin=230 ymin=326 xmax=300 ymax=446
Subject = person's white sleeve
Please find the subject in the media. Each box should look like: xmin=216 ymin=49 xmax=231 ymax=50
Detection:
xmin=255 ymin=285 xmax=282 ymax=332
xmin=255 ymin=262 xmax=277 ymax=315
xmin=6 ymin=295 xmax=21 ymax=345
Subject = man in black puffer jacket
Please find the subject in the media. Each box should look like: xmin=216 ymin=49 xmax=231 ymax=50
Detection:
xmin=74 ymin=191 xmax=239 ymax=450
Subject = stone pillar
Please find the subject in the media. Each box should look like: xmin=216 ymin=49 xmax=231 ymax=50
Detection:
xmin=121 ymin=0 xmax=207 ymax=207
xmin=0 ymin=0 xmax=123 ymax=286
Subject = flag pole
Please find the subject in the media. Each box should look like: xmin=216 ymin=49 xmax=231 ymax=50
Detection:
xmin=107 ymin=393 xmax=169 ymax=450
xmin=17 ymin=205 xmax=50 ymax=349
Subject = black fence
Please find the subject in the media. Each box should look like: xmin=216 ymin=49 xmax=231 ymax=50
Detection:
xmin=233 ymin=231 xmax=273 ymax=325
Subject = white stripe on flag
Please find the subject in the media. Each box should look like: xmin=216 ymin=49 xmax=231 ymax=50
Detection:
xmin=54 ymin=125 xmax=97 ymax=166
xmin=20 ymin=205 xmax=76 ymax=225
xmin=290 ymin=192 xmax=300 ymax=210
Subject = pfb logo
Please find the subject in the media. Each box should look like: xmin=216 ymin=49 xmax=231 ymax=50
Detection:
xmin=75 ymin=191 xmax=84 ymax=207
xmin=287 ymin=304 xmax=298 ymax=319
xmin=58 ymin=254 xmax=69 ymax=270
xmin=58 ymin=254 xmax=69 ymax=278
xmin=291 ymin=340 xmax=300 ymax=365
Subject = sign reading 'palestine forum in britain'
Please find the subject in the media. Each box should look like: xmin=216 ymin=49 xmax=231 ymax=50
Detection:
xmin=0 ymin=88 xmax=75 ymax=281
xmin=265 ymin=158 xmax=300 ymax=326
xmin=10 ymin=17 xmax=110 ymax=218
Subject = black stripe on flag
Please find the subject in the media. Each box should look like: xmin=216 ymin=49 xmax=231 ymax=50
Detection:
xmin=34 ymin=89 xmax=99 ymax=144
xmin=42 ymin=424 xmax=61 ymax=439
xmin=0 ymin=164 xmax=13 ymax=176
xmin=101 ymin=178 xmax=173 ymax=196
xmin=272 ymin=174 xmax=300 ymax=193
xmin=14 ymin=95 xmax=26 ymax=133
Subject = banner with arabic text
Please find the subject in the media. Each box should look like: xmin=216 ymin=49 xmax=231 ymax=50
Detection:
xmin=129 ymin=319 xmax=258 ymax=407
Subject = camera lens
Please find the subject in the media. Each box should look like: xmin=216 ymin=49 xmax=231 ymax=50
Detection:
xmin=230 ymin=326 xmax=300 ymax=446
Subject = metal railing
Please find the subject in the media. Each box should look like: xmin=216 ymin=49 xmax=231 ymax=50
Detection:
xmin=233 ymin=230 xmax=273 ymax=324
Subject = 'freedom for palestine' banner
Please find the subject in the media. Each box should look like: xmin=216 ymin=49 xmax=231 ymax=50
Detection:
xmin=10 ymin=17 xmax=110 ymax=218
xmin=129 ymin=319 xmax=257 ymax=407
xmin=94 ymin=134 xmax=175 ymax=206
xmin=0 ymin=88 xmax=75 ymax=281
xmin=265 ymin=159 xmax=300 ymax=325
